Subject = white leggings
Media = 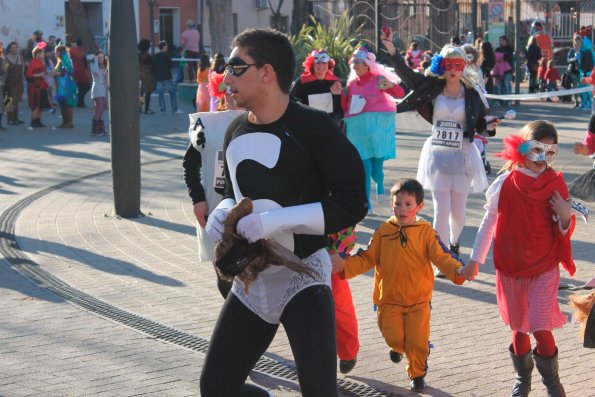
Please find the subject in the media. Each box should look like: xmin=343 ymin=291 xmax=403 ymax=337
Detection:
xmin=431 ymin=189 xmax=469 ymax=246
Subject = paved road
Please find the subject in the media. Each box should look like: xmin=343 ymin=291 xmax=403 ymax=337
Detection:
xmin=0 ymin=98 xmax=594 ymax=397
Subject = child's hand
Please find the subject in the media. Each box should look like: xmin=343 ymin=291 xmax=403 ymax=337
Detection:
xmin=330 ymin=253 xmax=345 ymax=274
xmin=461 ymin=260 xmax=479 ymax=281
xmin=574 ymin=142 xmax=589 ymax=155
xmin=550 ymin=191 xmax=572 ymax=229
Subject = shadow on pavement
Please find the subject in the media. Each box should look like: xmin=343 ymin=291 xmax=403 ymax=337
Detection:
xmin=15 ymin=235 xmax=185 ymax=287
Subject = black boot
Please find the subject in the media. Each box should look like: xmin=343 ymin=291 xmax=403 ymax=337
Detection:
xmin=91 ymin=120 xmax=100 ymax=135
xmin=509 ymin=345 xmax=533 ymax=397
xmin=36 ymin=118 xmax=46 ymax=127
xmin=533 ymin=348 xmax=566 ymax=397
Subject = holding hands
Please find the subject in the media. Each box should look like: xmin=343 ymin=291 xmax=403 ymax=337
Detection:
xmin=330 ymin=253 xmax=345 ymax=274
xmin=574 ymin=142 xmax=590 ymax=155
xmin=461 ymin=260 xmax=479 ymax=281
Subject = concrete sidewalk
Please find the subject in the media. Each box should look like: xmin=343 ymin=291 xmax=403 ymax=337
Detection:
xmin=1 ymin=99 xmax=594 ymax=397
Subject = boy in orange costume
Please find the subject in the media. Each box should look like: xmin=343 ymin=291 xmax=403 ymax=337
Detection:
xmin=331 ymin=178 xmax=466 ymax=391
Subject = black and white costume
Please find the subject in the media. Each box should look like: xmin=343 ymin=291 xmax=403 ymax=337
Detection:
xmin=201 ymin=101 xmax=367 ymax=397
xmin=183 ymin=110 xmax=245 ymax=262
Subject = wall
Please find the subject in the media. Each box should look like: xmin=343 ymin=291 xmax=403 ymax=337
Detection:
xmin=0 ymin=0 xmax=116 ymax=50
xmin=201 ymin=0 xmax=293 ymax=54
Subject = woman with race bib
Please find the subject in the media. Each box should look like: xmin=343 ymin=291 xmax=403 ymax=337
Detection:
xmin=381 ymin=27 xmax=497 ymax=261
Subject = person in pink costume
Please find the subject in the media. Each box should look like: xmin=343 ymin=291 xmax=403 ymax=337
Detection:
xmin=342 ymin=46 xmax=404 ymax=213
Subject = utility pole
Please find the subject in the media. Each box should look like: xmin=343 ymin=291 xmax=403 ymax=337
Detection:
xmin=109 ymin=0 xmax=142 ymax=217
xmin=515 ymin=0 xmax=521 ymax=104
xmin=471 ymin=0 xmax=477 ymax=42
xmin=148 ymin=0 xmax=156 ymax=55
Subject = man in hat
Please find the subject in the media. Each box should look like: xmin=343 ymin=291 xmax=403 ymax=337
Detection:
xmin=181 ymin=19 xmax=200 ymax=82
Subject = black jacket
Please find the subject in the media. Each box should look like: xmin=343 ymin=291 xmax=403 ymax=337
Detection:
xmin=387 ymin=52 xmax=492 ymax=141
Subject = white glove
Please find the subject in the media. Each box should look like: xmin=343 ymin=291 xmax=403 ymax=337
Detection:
xmin=237 ymin=202 xmax=325 ymax=243
xmin=236 ymin=213 xmax=265 ymax=243
xmin=204 ymin=198 xmax=236 ymax=241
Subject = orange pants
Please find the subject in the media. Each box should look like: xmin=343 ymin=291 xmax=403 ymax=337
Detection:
xmin=377 ymin=301 xmax=430 ymax=379
xmin=331 ymin=273 xmax=359 ymax=361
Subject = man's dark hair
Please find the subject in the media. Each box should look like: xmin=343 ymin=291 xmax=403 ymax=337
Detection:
xmin=450 ymin=35 xmax=461 ymax=46
xmin=158 ymin=40 xmax=168 ymax=50
xmin=138 ymin=39 xmax=151 ymax=53
xmin=390 ymin=178 xmax=424 ymax=205
xmin=231 ymin=28 xmax=295 ymax=94
xmin=499 ymin=36 xmax=509 ymax=43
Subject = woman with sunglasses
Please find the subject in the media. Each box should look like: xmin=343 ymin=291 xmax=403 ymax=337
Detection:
xmin=343 ymin=46 xmax=404 ymax=213
xmin=290 ymin=50 xmax=343 ymax=123
xmin=381 ymin=27 xmax=496 ymax=261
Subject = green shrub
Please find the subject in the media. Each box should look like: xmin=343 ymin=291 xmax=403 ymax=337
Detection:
xmin=290 ymin=11 xmax=364 ymax=80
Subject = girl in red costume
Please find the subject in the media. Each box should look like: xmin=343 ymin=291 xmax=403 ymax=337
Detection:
xmin=464 ymin=120 xmax=575 ymax=397
xmin=27 ymin=45 xmax=49 ymax=128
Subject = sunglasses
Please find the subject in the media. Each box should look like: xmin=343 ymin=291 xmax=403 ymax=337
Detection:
xmin=224 ymin=59 xmax=259 ymax=77
xmin=441 ymin=60 xmax=465 ymax=72
xmin=314 ymin=52 xmax=331 ymax=64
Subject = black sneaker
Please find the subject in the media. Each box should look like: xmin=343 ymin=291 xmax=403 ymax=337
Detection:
xmin=449 ymin=242 xmax=460 ymax=257
xmin=339 ymin=357 xmax=357 ymax=374
xmin=410 ymin=376 xmax=426 ymax=391
xmin=389 ymin=350 xmax=402 ymax=363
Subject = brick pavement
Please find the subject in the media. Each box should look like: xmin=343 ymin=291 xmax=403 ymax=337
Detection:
xmin=1 ymin=100 xmax=594 ymax=396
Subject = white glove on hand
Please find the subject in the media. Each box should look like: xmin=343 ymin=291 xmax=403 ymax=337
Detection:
xmin=236 ymin=213 xmax=265 ymax=243
xmin=204 ymin=198 xmax=236 ymax=241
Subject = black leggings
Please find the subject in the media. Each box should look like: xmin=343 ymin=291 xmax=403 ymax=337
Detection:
xmin=200 ymin=284 xmax=338 ymax=397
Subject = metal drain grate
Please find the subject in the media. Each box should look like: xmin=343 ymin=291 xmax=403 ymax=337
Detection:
xmin=0 ymin=161 xmax=402 ymax=397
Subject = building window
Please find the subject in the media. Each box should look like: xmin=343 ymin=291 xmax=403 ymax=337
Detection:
xmin=270 ymin=15 xmax=289 ymax=33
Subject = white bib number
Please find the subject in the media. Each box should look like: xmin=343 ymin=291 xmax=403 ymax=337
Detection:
xmin=213 ymin=150 xmax=225 ymax=190
xmin=432 ymin=120 xmax=463 ymax=149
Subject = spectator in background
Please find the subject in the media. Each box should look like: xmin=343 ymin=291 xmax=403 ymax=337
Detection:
xmin=88 ymin=50 xmax=109 ymax=136
xmin=207 ymin=53 xmax=226 ymax=111
xmin=27 ymin=45 xmax=49 ymax=128
xmin=138 ymin=39 xmax=156 ymax=114
xmin=0 ymin=42 xmax=6 ymax=130
xmin=54 ymin=44 xmax=78 ymax=128
xmin=495 ymin=36 xmax=514 ymax=107
xmin=152 ymin=41 xmax=183 ymax=114
xmin=537 ymin=58 xmax=547 ymax=93
xmin=567 ymin=34 xmax=582 ymax=108
xmin=544 ymin=60 xmax=560 ymax=99
xmin=47 ymin=35 xmax=57 ymax=54
xmin=70 ymin=38 xmax=91 ymax=108
xmin=480 ymin=41 xmax=496 ymax=96
xmin=405 ymin=41 xmax=423 ymax=70
xmin=579 ymin=27 xmax=595 ymax=111
xmin=44 ymin=49 xmax=56 ymax=114
xmin=526 ymin=35 xmax=542 ymax=93
xmin=195 ymin=53 xmax=211 ymax=112
xmin=5 ymin=42 xmax=25 ymax=125
xmin=181 ymin=19 xmax=200 ymax=82
xmin=450 ymin=36 xmax=461 ymax=46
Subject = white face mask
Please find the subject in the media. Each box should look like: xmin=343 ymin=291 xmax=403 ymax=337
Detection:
xmin=521 ymin=140 xmax=558 ymax=164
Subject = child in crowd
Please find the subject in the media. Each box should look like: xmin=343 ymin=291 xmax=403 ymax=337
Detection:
xmin=574 ymin=113 xmax=595 ymax=157
xmin=537 ymin=58 xmax=547 ymax=93
xmin=464 ymin=120 xmax=575 ymax=397
xmin=544 ymin=60 xmax=561 ymax=99
xmin=88 ymin=50 xmax=109 ymax=136
xmin=326 ymin=227 xmax=360 ymax=375
xmin=331 ymin=178 xmax=466 ymax=392
xmin=195 ymin=53 xmax=210 ymax=112
xmin=26 ymin=45 xmax=49 ymax=128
